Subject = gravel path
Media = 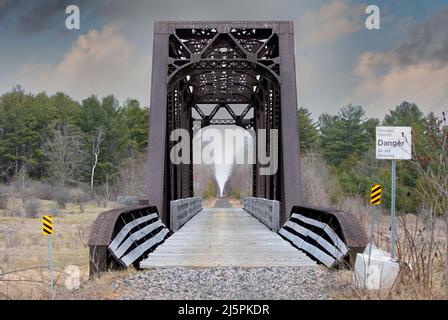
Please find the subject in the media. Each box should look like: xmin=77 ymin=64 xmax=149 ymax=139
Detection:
xmin=114 ymin=266 xmax=343 ymax=300
xmin=213 ymin=198 xmax=232 ymax=208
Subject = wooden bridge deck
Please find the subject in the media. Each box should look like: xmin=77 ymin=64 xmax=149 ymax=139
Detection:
xmin=140 ymin=208 xmax=316 ymax=268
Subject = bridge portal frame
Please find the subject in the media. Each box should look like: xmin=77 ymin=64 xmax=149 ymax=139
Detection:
xmin=147 ymin=21 xmax=302 ymax=227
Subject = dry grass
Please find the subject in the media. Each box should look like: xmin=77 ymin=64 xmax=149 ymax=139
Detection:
xmin=228 ymin=196 xmax=243 ymax=208
xmin=57 ymin=268 xmax=138 ymax=300
xmin=1 ymin=178 xmax=446 ymax=300
xmin=300 ymin=152 xmax=340 ymax=207
xmin=0 ymin=197 xmax=115 ymax=300
xmin=0 ymin=194 xmax=246 ymax=300
xmin=0 ymin=197 xmax=7 ymax=210
xmin=202 ymin=197 xmax=216 ymax=208
xmin=202 ymin=197 xmax=242 ymax=209
xmin=299 ymin=152 xmax=447 ymax=300
xmin=332 ymin=204 xmax=448 ymax=300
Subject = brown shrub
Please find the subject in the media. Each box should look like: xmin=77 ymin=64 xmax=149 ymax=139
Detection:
xmin=0 ymin=195 xmax=7 ymax=210
xmin=24 ymin=198 xmax=40 ymax=218
xmin=70 ymin=188 xmax=87 ymax=213
xmin=52 ymin=186 xmax=71 ymax=209
xmin=300 ymin=152 xmax=340 ymax=207
xmin=0 ymin=185 xmax=10 ymax=209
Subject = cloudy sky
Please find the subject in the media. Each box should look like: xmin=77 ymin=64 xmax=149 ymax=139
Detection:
xmin=1 ymin=0 xmax=447 ymax=118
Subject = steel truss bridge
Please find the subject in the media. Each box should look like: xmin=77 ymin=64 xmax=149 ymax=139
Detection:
xmin=88 ymin=22 xmax=367 ymax=276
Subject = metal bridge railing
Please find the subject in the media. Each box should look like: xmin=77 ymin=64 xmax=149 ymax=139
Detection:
xmin=170 ymin=197 xmax=202 ymax=232
xmin=243 ymin=197 xmax=280 ymax=232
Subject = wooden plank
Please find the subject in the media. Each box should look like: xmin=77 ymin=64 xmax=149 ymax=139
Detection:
xmin=140 ymin=208 xmax=316 ymax=268
xmin=120 ymin=228 xmax=170 ymax=267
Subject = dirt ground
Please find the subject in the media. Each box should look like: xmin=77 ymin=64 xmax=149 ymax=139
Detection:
xmin=1 ymin=197 xmax=446 ymax=300
xmin=0 ymin=198 xmax=116 ymax=299
xmin=334 ymin=208 xmax=447 ymax=299
xmin=0 ymin=196 xmax=246 ymax=299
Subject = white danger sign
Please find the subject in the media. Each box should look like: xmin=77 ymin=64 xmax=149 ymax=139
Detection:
xmin=376 ymin=126 xmax=412 ymax=160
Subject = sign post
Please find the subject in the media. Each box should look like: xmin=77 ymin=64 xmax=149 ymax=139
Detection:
xmin=376 ymin=126 xmax=412 ymax=259
xmin=368 ymin=184 xmax=382 ymax=266
xmin=42 ymin=215 xmax=55 ymax=300
xmin=390 ymin=159 xmax=397 ymax=259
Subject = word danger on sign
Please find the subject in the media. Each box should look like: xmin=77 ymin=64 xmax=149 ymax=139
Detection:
xmin=376 ymin=126 xmax=412 ymax=160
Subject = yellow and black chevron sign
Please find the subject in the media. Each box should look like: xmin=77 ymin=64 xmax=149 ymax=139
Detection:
xmin=42 ymin=215 xmax=53 ymax=235
xmin=370 ymin=184 xmax=382 ymax=205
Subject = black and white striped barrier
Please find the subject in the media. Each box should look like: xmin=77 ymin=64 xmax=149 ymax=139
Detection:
xmin=88 ymin=206 xmax=170 ymax=276
xmin=108 ymin=214 xmax=169 ymax=267
xmin=279 ymin=205 xmax=368 ymax=268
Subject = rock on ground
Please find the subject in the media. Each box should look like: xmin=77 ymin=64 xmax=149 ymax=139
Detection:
xmin=114 ymin=266 xmax=344 ymax=300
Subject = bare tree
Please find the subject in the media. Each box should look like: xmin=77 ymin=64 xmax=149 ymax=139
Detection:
xmin=193 ymin=164 xmax=215 ymax=197
xmin=90 ymin=128 xmax=104 ymax=195
xmin=411 ymin=109 xmax=447 ymax=290
xmin=225 ymin=164 xmax=252 ymax=198
xmin=0 ymin=162 xmax=13 ymax=180
xmin=44 ymin=125 xmax=85 ymax=185
xmin=118 ymin=152 xmax=147 ymax=198
xmin=300 ymin=152 xmax=339 ymax=207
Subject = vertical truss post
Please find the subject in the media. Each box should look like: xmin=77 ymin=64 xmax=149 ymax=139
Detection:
xmin=147 ymin=23 xmax=170 ymax=225
xmin=278 ymin=22 xmax=302 ymax=225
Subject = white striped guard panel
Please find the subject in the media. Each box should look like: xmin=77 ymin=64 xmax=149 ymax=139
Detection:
xmin=108 ymin=213 xmax=158 ymax=252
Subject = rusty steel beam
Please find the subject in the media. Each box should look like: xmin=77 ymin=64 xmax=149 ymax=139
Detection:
xmin=147 ymin=23 xmax=170 ymax=225
xmin=87 ymin=21 xmax=369 ymax=275
xmin=277 ymin=22 xmax=302 ymax=226
xmin=148 ymin=21 xmax=301 ymax=227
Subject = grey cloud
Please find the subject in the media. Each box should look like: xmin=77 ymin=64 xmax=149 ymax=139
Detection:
xmin=0 ymin=0 xmax=19 ymax=22
xmin=0 ymin=0 xmax=90 ymax=33
xmin=351 ymin=6 xmax=448 ymax=117
xmin=89 ymin=0 xmax=316 ymax=23
xmin=396 ymin=7 xmax=448 ymax=65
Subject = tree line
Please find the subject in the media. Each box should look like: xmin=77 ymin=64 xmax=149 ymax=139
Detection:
xmin=299 ymin=102 xmax=447 ymax=215
xmin=0 ymin=86 xmax=149 ymax=195
xmin=1 ymin=86 xmax=446 ymax=215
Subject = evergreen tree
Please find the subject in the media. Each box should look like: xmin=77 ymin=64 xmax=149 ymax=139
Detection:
xmin=384 ymin=101 xmax=424 ymax=127
xmin=0 ymin=87 xmax=150 ymax=188
xmin=319 ymin=105 xmax=370 ymax=165
xmin=298 ymin=107 xmax=318 ymax=153
xmin=121 ymin=99 xmax=149 ymax=155
xmin=382 ymin=101 xmax=426 ymax=212
xmin=0 ymin=89 xmax=43 ymax=180
xmin=77 ymin=95 xmax=127 ymax=188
